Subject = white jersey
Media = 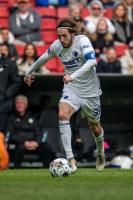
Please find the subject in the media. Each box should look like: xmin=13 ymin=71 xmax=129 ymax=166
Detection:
xmin=26 ymin=35 xmax=102 ymax=97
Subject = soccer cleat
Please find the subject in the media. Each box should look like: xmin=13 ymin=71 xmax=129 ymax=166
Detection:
xmin=96 ymin=154 xmax=105 ymax=172
xmin=69 ymin=158 xmax=77 ymax=173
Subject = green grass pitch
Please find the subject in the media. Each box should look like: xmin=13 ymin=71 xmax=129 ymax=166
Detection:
xmin=0 ymin=168 xmax=133 ymax=200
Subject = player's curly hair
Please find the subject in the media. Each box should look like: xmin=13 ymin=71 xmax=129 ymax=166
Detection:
xmin=56 ymin=17 xmax=77 ymax=34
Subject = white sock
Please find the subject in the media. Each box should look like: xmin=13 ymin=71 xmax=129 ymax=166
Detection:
xmin=93 ymin=132 xmax=104 ymax=155
xmin=59 ymin=120 xmax=74 ymax=160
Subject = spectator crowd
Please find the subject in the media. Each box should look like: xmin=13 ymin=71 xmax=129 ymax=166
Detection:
xmin=0 ymin=0 xmax=133 ymax=168
xmin=0 ymin=0 xmax=133 ymax=74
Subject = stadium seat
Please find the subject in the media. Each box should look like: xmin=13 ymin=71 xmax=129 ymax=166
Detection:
xmin=8 ymin=0 xmax=35 ymax=7
xmin=29 ymin=0 xmax=35 ymax=6
xmin=36 ymin=45 xmax=49 ymax=56
xmin=81 ymin=7 xmax=90 ymax=18
xmin=0 ymin=1 xmax=8 ymax=7
xmin=15 ymin=45 xmax=25 ymax=56
xmin=104 ymin=8 xmax=113 ymax=19
xmin=0 ymin=7 xmax=9 ymax=18
xmin=8 ymin=0 xmax=17 ymax=7
xmin=0 ymin=19 xmax=8 ymax=28
xmin=114 ymin=45 xmax=128 ymax=57
xmin=34 ymin=7 xmax=57 ymax=18
xmin=57 ymin=7 xmax=69 ymax=19
xmin=57 ymin=58 xmax=64 ymax=73
xmin=41 ymin=31 xmax=57 ymax=44
xmin=44 ymin=58 xmax=58 ymax=72
xmin=0 ymin=0 xmax=8 ymax=2
xmin=41 ymin=18 xmax=57 ymax=30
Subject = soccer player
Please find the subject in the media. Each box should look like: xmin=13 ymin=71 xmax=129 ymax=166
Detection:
xmin=24 ymin=17 xmax=105 ymax=172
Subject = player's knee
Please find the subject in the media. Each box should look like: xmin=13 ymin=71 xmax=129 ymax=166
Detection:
xmin=90 ymin=124 xmax=102 ymax=137
xmin=59 ymin=110 xmax=70 ymax=120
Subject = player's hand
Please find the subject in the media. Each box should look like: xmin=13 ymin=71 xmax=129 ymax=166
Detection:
xmin=24 ymin=75 xmax=35 ymax=86
xmin=63 ymin=75 xmax=73 ymax=84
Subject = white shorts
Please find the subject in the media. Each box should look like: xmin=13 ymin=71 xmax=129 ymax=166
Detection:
xmin=60 ymin=88 xmax=101 ymax=123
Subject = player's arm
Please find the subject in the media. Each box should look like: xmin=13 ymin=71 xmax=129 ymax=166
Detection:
xmin=64 ymin=57 xmax=96 ymax=83
xmin=70 ymin=55 xmax=96 ymax=80
xmin=64 ymin=36 xmax=97 ymax=83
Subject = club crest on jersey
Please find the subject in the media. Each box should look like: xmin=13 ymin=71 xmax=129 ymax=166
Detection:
xmin=72 ymin=50 xmax=78 ymax=58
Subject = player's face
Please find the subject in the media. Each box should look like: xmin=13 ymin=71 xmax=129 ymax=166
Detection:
xmin=57 ymin=28 xmax=74 ymax=48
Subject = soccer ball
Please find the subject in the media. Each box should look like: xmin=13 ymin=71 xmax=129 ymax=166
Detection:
xmin=49 ymin=158 xmax=72 ymax=177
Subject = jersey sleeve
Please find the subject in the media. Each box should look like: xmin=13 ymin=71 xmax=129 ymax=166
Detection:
xmin=79 ymin=35 xmax=96 ymax=62
xmin=25 ymin=40 xmax=58 ymax=76
xmin=46 ymin=40 xmax=58 ymax=59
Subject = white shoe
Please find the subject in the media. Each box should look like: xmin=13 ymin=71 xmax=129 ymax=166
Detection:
xmin=69 ymin=158 xmax=77 ymax=173
xmin=96 ymin=154 xmax=105 ymax=172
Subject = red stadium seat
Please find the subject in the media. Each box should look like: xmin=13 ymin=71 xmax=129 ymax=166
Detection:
xmin=0 ymin=19 xmax=8 ymax=28
xmin=45 ymin=58 xmax=58 ymax=72
xmin=8 ymin=0 xmax=16 ymax=7
xmin=0 ymin=0 xmax=8 ymax=2
xmin=104 ymin=8 xmax=113 ymax=19
xmin=57 ymin=7 xmax=69 ymax=19
xmin=34 ymin=7 xmax=57 ymax=18
xmin=29 ymin=0 xmax=35 ymax=6
xmin=0 ymin=1 xmax=8 ymax=7
xmin=15 ymin=45 xmax=25 ymax=56
xmin=8 ymin=0 xmax=35 ymax=7
xmin=114 ymin=45 xmax=128 ymax=57
xmin=36 ymin=45 xmax=49 ymax=56
xmin=41 ymin=18 xmax=57 ymax=30
xmin=57 ymin=58 xmax=64 ymax=73
xmin=41 ymin=31 xmax=57 ymax=44
xmin=0 ymin=7 xmax=9 ymax=17
xmin=81 ymin=7 xmax=90 ymax=18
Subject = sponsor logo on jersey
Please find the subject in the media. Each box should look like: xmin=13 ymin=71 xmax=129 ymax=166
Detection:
xmin=63 ymin=58 xmax=79 ymax=68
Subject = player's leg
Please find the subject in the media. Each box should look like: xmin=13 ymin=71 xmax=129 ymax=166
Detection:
xmin=81 ymin=96 xmax=105 ymax=171
xmin=59 ymin=102 xmax=77 ymax=172
xmin=89 ymin=122 xmax=105 ymax=172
